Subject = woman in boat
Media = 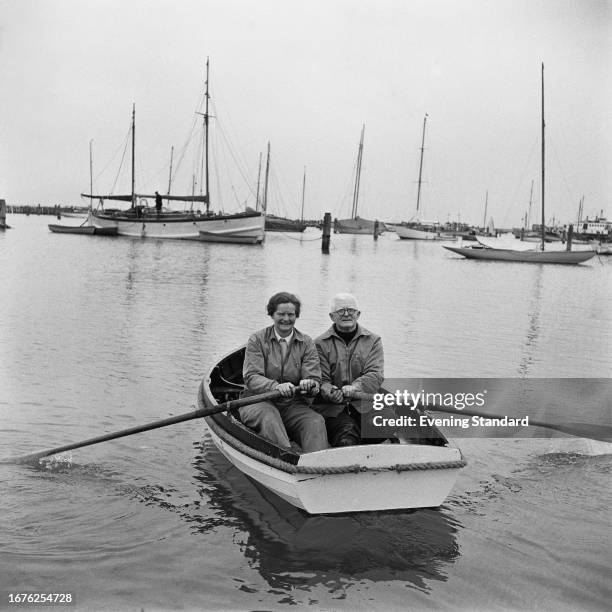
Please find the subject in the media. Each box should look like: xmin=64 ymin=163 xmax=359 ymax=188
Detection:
xmin=240 ymin=292 xmax=329 ymax=453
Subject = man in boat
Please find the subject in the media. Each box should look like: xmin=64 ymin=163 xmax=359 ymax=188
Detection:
xmin=241 ymin=292 xmax=329 ymax=453
xmin=155 ymin=191 xmax=163 ymax=216
xmin=314 ymin=293 xmax=385 ymax=446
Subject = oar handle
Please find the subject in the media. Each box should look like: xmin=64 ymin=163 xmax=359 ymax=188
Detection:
xmin=1 ymin=389 xmax=281 ymax=464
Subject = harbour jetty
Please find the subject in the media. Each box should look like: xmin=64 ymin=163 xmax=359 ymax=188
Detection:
xmin=8 ymin=204 xmax=89 ymax=216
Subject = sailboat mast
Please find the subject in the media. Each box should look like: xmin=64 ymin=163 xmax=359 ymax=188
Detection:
xmin=351 ymin=125 xmax=365 ymax=219
xmin=89 ymin=139 xmax=93 ymax=212
xmin=416 ymin=114 xmax=427 ymax=214
xmin=262 ymin=142 xmax=271 ymax=213
xmin=540 ymin=63 xmax=545 ymax=251
xmin=300 ymin=166 xmax=306 ymax=222
xmin=131 ymin=104 xmax=136 ymax=209
xmin=483 ymin=190 xmax=488 ymax=230
xmin=199 ymin=125 xmax=205 ymax=199
xmin=167 ymin=146 xmax=174 ymax=196
xmin=527 ymin=179 xmax=534 ymax=229
xmin=255 ymin=152 xmax=262 ymax=211
xmin=204 ymin=58 xmax=210 ymax=214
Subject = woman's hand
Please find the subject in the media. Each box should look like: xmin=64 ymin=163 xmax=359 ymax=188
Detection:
xmin=299 ymin=379 xmax=320 ymax=396
xmin=275 ymin=382 xmax=296 ymax=397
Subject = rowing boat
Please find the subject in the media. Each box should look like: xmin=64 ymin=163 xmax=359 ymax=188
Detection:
xmin=48 ymin=223 xmax=118 ymax=236
xmin=197 ymin=347 xmax=466 ymax=514
xmin=48 ymin=224 xmax=95 ymax=234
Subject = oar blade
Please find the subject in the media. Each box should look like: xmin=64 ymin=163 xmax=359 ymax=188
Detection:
xmin=0 ymin=388 xmax=281 ymax=464
xmin=531 ymin=421 xmax=612 ymax=444
xmin=0 ymin=450 xmax=54 ymax=465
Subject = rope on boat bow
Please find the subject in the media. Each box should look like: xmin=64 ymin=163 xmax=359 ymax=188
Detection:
xmin=294 ymin=460 xmax=467 ymax=474
xmin=206 ymin=417 xmax=466 ymax=474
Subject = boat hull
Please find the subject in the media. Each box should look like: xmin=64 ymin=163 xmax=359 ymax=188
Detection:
xmin=205 ymin=421 xmax=463 ymax=513
xmin=518 ymin=235 xmax=561 ymax=243
xmin=591 ymin=241 xmax=612 ymax=255
xmin=93 ymin=226 xmax=118 ymax=236
xmin=59 ymin=211 xmax=89 ymax=219
xmin=396 ymin=224 xmax=444 ymax=240
xmin=334 ymin=217 xmax=383 ymax=235
xmin=199 ymin=348 xmax=465 ymax=514
xmin=48 ymin=223 xmax=117 ymax=235
xmin=48 ymin=224 xmax=95 ymax=234
xmin=265 ymin=216 xmax=307 ymax=232
xmin=444 ymin=245 xmax=596 ymax=264
xmin=91 ymin=210 xmax=265 ymax=243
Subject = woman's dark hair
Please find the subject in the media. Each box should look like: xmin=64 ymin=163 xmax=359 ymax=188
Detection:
xmin=266 ymin=292 xmax=301 ymax=317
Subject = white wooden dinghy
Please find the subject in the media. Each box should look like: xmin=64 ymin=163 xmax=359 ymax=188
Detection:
xmin=198 ymin=348 xmax=466 ymax=514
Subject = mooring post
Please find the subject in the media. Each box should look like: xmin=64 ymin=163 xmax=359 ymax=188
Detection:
xmin=322 ymin=212 xmax=331 ymax=254
xmin=566 ymin=224 xmax=573 ymax=251
xmin=373 ymin=220 xmax=379 ymax=240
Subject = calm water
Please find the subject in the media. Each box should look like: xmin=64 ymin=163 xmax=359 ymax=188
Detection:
xmin=1 ymin=215 xmax=610 ymax=611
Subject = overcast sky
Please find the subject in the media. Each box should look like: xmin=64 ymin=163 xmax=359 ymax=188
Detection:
xmin=1 ymin=0 xmax=610 ymax=226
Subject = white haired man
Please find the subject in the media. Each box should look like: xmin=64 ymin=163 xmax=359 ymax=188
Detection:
xmin=314 ymin=293 xmax=384 ymax=445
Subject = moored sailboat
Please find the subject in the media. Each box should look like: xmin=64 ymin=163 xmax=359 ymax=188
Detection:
xmin=334 ymin=125 xmax=383 ymax=235
xmin=49 ymin=140 xmax=118 ymax=236
xmin=396 ymin=114 xmax=443 ymax=240
xmin=444 ymin=65 xmax=596 ymax=265
xmin=264 ymin=164 xmax=307 ymax=233
xmin=84 ymin=60 xmax=264 ymax=244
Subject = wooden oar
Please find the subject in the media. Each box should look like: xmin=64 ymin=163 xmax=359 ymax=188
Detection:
xmin=353 ymin=393 xmax=611 ymax=443
xmin=0 ymin=389 xmax=281 ymax=465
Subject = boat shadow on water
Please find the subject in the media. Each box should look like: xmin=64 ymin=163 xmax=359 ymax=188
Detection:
xmin=186 ymin=436 xmax=463 ymax=594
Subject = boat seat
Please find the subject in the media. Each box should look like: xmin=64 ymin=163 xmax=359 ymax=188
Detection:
xmin=211 ymin=385 xmax=244 ymax=395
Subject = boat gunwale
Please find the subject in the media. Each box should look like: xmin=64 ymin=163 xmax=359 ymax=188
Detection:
xmin=204 ymin=409 xmax=466 ymax=476
xmin=199 ymin=378 xmax=301 ymax=467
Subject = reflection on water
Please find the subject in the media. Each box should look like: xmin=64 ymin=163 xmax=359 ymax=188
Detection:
xmin=517 ymin=265 xmax=544 ymax=377
xmin=187 ymin=438 xmax=461 ymax=595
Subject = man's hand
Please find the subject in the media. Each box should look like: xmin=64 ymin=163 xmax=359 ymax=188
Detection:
xmin=322 ymin=385 xmax=344 ymax=403
xmin=341 ymin=385 xmax=358 ymax=399
xmin=299 ymin=379 xmax=320 ymax=396
xmin=275 ymin=382 xmax=295 ymax=397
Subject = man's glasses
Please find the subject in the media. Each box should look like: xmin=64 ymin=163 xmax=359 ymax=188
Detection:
xmin=333 ymin=308 xmax=358 ymax=316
